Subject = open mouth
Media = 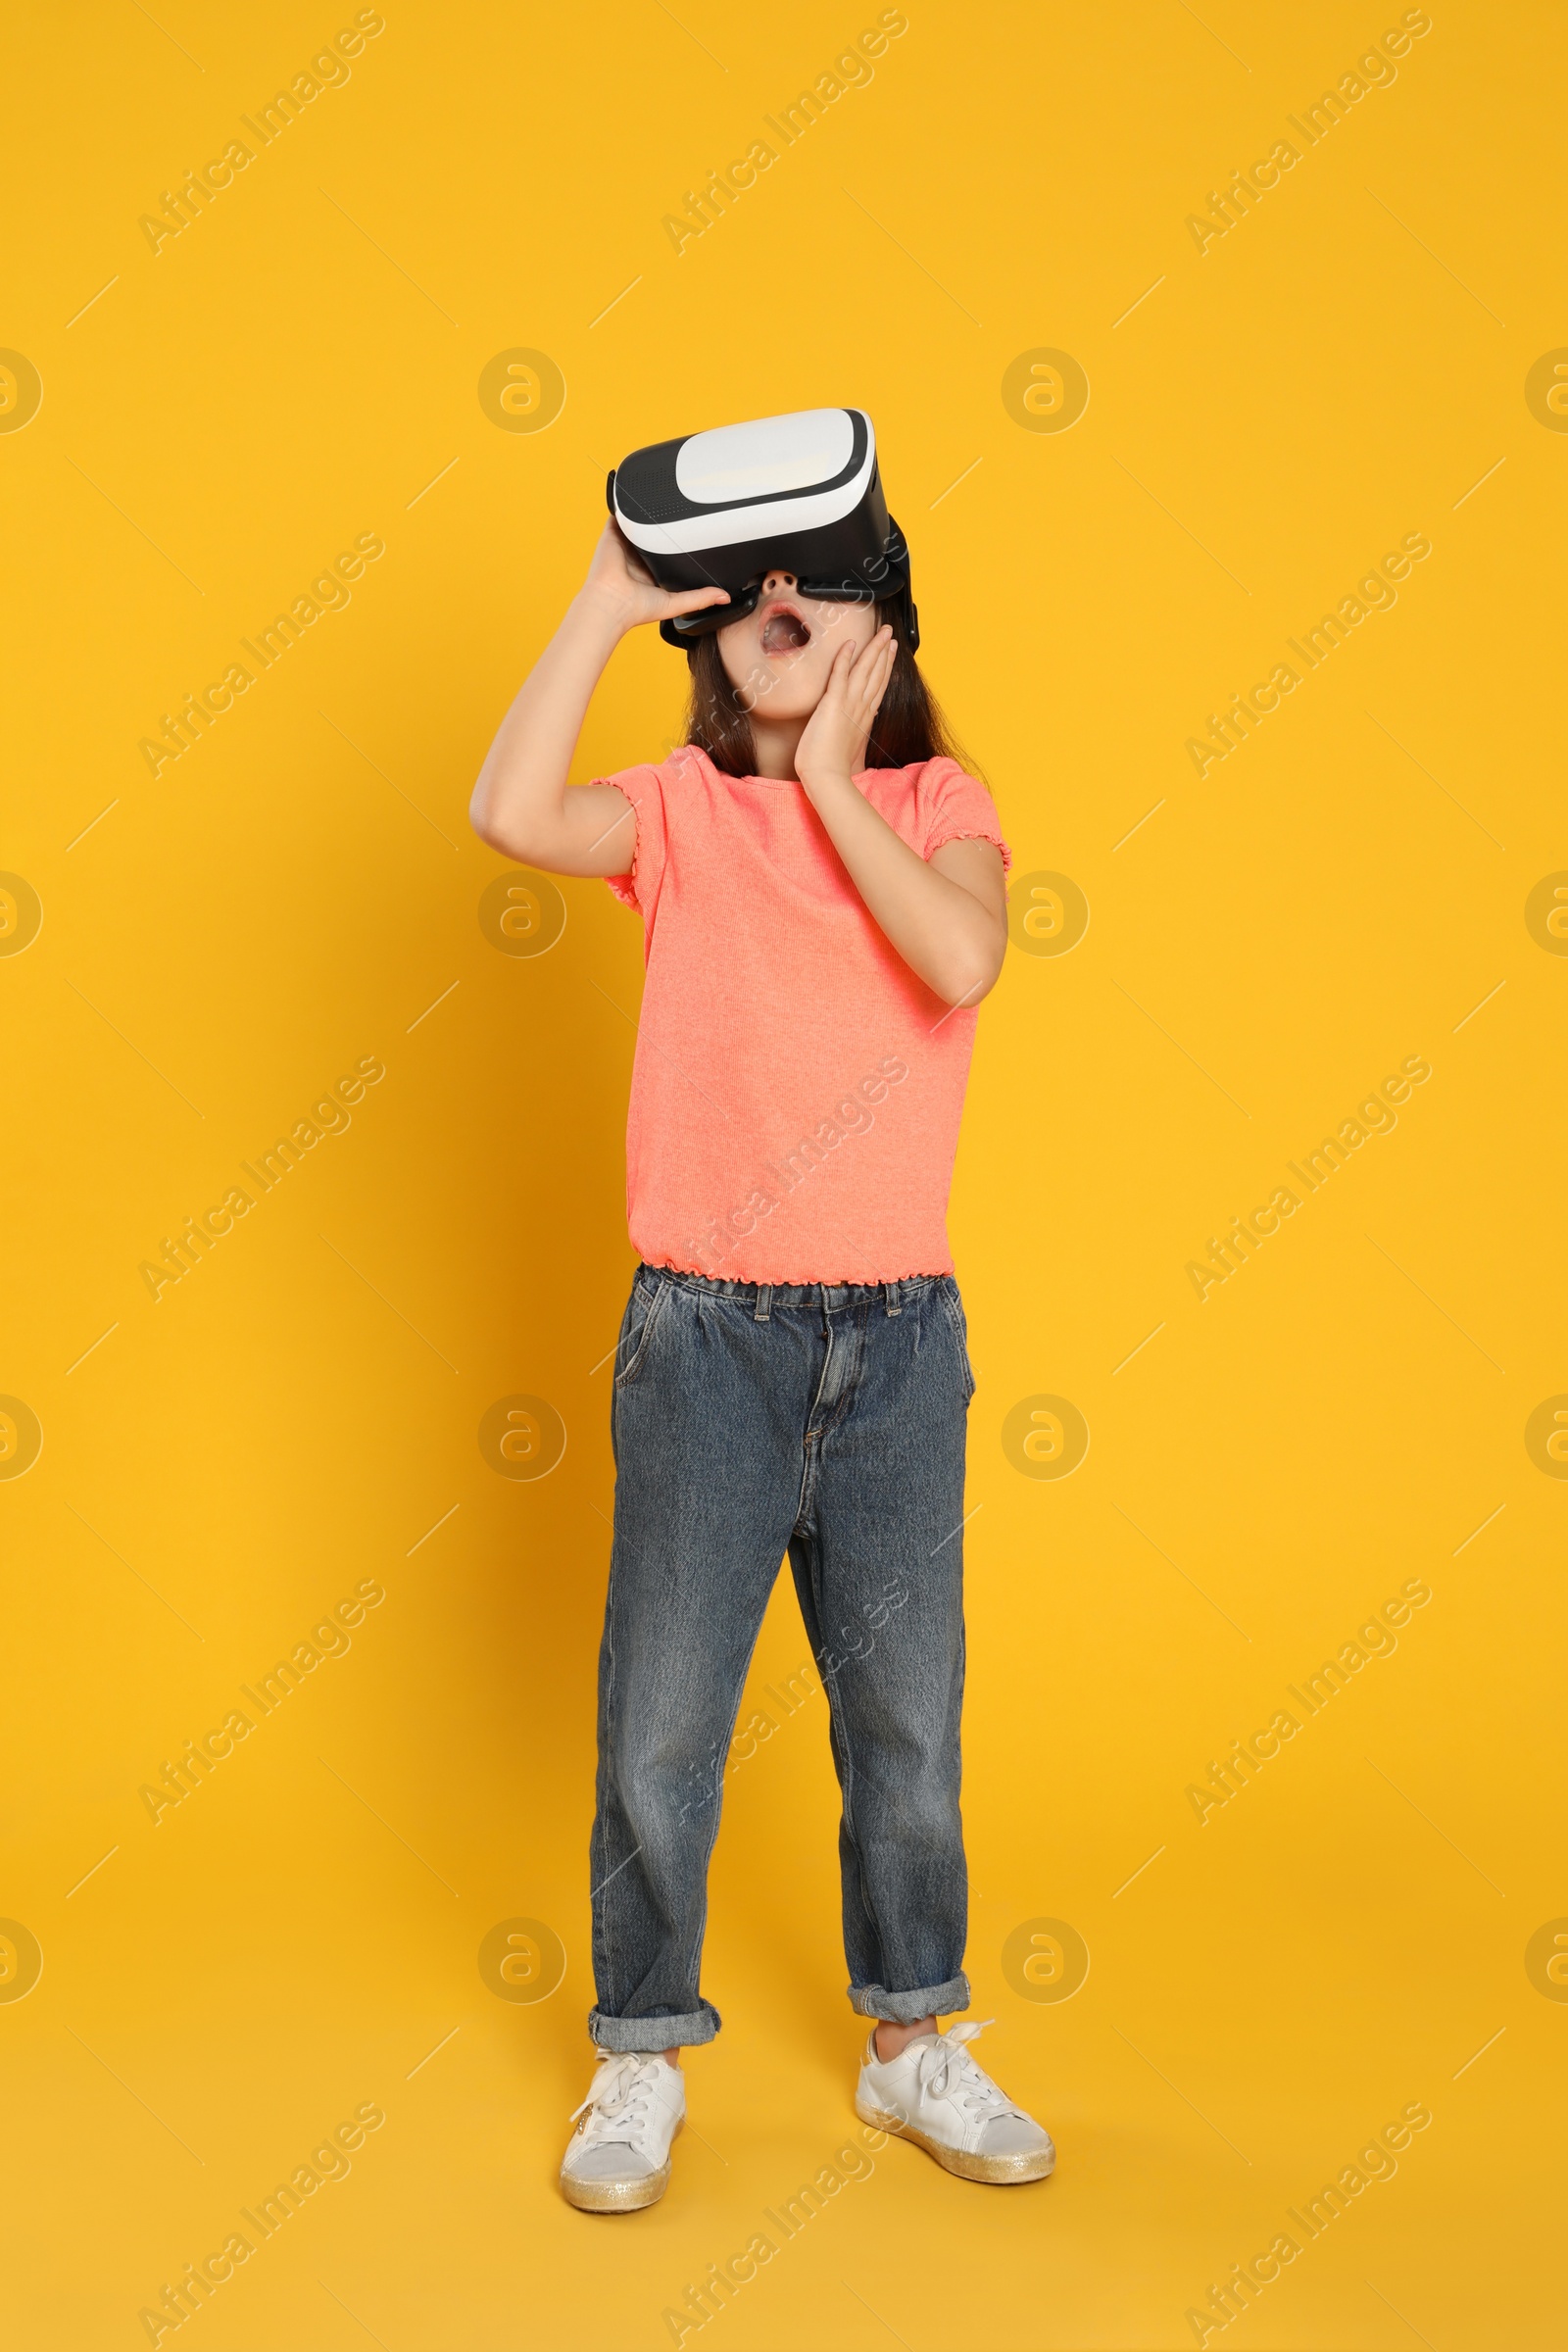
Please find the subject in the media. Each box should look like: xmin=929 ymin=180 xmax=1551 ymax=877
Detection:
xmin=760 ymin=605 xmax=811 ymax=655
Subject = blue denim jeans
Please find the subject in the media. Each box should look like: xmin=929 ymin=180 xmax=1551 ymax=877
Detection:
xmin=588 ymin=1264 xmax=975 ymax=2052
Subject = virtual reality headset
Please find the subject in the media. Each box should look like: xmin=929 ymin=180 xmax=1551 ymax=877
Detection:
xmin=607 ymin=406 xmax=918 ymax=651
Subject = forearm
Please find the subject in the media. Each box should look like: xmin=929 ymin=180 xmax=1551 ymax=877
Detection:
xmin=468 ymin=590 xmax=634 ymax=874
xmin=804 ymin=773 xmax=1005 ymax=1007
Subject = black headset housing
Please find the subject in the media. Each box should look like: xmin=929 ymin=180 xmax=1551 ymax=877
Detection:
xmin=606 ymin=407 xmax=918 ymax=652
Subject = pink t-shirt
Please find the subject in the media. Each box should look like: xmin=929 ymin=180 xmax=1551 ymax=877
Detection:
xmin=601 ymin=744 xmax=1008 ymax=1284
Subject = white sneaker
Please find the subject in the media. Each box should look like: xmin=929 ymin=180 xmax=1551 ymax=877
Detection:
xmin=560 ymin=2048 xmax=685 ymax=2213
xmin=856 ymin=2019 xmax=1055 ymax=2184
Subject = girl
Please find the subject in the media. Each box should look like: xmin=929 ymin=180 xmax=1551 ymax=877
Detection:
xmin=470 ymin=495 xmax=1055 ymax=2211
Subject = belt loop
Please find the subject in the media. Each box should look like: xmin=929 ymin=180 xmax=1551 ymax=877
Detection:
xmin=754 ymin=1284 xmax=772 ymax=1323
xmin=885 ymin=1279 xmax=902 ymax=1318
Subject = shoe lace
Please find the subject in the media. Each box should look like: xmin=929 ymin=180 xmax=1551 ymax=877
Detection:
xmin=568 ymin=2052 xmax=662 ymax=2147
xmin=912 ymin=2020 xmax=1015 ymax=2121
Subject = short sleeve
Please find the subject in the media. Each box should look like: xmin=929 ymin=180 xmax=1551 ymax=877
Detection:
xmin=599 ymin=762 xmax=668 ymax=917
xmin=918 ymin=758 xmax=1011 ymax=876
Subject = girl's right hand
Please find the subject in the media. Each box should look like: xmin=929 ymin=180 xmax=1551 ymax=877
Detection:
xmin=470 ymin=516 xmax=727 ymax=876
xmin=579 ymin=518 xmax=730 ymax=636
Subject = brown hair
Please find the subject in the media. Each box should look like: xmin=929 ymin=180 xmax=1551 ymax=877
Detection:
xmin=682 ymin=595 xmax=975 ymax=779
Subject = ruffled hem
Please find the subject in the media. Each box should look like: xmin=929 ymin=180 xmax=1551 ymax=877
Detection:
xmin=600 ymin=765 xmax=658 ymax=913
xmin=637 ymin=1248 xmax=956 ymax=1285
xmin=926 ymin=824 xmax=1013 ymax=878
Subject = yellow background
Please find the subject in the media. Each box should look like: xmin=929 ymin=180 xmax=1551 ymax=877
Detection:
xmin=4 ymin=1 xmax=1564 ymax=2343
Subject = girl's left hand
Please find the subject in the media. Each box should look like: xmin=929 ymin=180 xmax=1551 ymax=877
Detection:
xmin=794 ymin=625 xmax=897 ymax=794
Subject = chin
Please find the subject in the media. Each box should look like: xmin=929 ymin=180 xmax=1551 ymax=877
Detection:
xmin=757 ymin=679 xmax=824 ymax=722
xmin=725 ymin=657 xmax=815 ymax=715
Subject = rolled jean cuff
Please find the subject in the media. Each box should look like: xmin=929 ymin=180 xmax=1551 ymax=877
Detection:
xmin=848 ymin=1973 xmax=970 ymax=2024
xmin=587 ymin=2001 xmax=720 ymax=2052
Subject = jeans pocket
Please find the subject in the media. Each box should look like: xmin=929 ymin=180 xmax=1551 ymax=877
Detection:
xmin=937 ymin=1277 xmax=977 ymax=1401
xmin=613 ymin=1276 xmax=672 ymax=1390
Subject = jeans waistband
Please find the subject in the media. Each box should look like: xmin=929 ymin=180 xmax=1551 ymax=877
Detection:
xmin=640 ymin=1263 xmax=944 ymax=1314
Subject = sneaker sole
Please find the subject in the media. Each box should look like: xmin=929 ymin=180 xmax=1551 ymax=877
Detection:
xmin=559 ymin=2119 xmax=681 ymax=2213
xmin=857 ymin=2098 xmax=1055 ymax=2185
